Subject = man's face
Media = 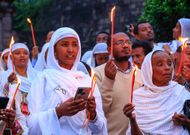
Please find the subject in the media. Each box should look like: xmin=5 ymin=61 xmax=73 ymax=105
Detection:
xmin=96 ymin=33 xmax=108 ymax=43
xmin=135 ymin=23 xmax=154 ymax=41
xmin=132 ymin=47 xmax=145 ymax=69
xmin=111 ymin=33 xmax=132 ymax=62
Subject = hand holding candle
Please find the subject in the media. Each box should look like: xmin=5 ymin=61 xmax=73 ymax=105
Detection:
xmin=27 ymin=18 xmax=37 ymax=47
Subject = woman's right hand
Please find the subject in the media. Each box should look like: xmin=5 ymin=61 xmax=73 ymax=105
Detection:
xmin=123 ymin=103 xmax=136 ymax=120
xmin=56 ymin=97 xmax=86 ymax=119
xmin=8 ymin=72 xmax=17 ymax=83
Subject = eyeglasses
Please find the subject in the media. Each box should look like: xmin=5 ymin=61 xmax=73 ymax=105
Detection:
xmin=114 ymin=40 xmax=132 ymax=46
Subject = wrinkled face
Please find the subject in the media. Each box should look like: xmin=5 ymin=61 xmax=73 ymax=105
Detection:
xmin=94 ymin=53 xmax=109 ymax=66
xmin=54 ymin=37 xmax=79 ymax=70
xmin=96 ymin=33 xmax=108 ymax=43
xmin=12 ymin=48 xmax=29 ymax=68
xmin=173 ymin=22 xmax=181 ymax=40
xmin=152 ymin=51 xmax=173 ymax=86
xmin=184 ymin=45 xmax=190 ymax=61
xmin=136 ymin=23 xmax=154 ymax=41
xmin=111 ymin=33 xmax=132 ymax=62
xmin=132 ymin=47 xmax=145 ymax=69
xmin=2 ymin=52 xmax=9 ymax=67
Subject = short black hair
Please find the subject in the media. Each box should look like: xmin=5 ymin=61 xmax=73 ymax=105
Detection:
xmin=96 ymin=31 xmax=109 ymax=37
xmin=133 ymin=21 xmax=150 ymax=35
xmin=132 ymin=40 xmax=152 ymax=55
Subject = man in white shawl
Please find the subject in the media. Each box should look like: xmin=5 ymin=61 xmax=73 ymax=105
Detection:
xmin=27 ymin=27 xmax=107 ymax=135
xmin=0 ymin=43 xmax=38 ymax=135
xmin=124 ymin=50 xmax=190 ymax=135
xmin=0 ymin=48 xmax=10 ymax=72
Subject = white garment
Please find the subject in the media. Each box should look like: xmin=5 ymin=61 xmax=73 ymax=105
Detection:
xmin=90 ymin=43 xmax=108 ymax=67
xmin=0 ymin=48 xmax=10 ymax=71
xmin=77 ymin=62 xmax=90 ymax=75
xmin=0 ymin=43 xmax=38 ymax=135
xmin=81 ymin=50 xmax=92 ymax=65
xmin=126 ymin=50 xmax=190 ymax=135
xmin=178 ymin=18 xmax=190 ymax=38
xmin=34 ymin=43 xmax=49 ymax=71
xmin=27 ymin=27 xmax=107 ymax=135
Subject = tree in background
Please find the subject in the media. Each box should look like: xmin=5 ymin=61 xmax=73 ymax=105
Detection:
xmin=140 ymin=0 xmax=190 ymax=42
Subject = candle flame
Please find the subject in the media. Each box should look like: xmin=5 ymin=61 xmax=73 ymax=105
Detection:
xmin=179 ymin=37 xmax=189 ymax=50
xmin=9 ymin=36 xmax=15 ymax=54
xmin=27 ymin=18 xmax=32 ymax=24
xmin=111 ymin=6 xmax=116 ymax=22
xmin=17 ymin=77 xmax=21 ymax=84
xmin=91 ymin=69 xmax=96 ymax=81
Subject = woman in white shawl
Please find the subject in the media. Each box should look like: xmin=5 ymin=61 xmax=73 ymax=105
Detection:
xmin=34 ymin=42 xmax=49 ymax=71
xmin=0 ymin=48 xmax=10 ymax=71
xmin=27 ymin=27 xmax=107 ymax=135
xmin=90 ymin=42 xmax=109 ymax=68
xmin=0 ymin=43 xmax=38 ymax=135
xmin=124 ymin=50 xmax=190 ymax=135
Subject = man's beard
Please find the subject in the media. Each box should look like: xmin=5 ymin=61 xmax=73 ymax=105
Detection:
xmin=114 ymin=56 xmax=130 ymax=62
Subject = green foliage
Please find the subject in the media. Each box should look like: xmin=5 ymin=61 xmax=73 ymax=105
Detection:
xmin=140 ymin=0 xmax=190 ymax=42
xmin=13 ymin=0 xmax=52 ymax=31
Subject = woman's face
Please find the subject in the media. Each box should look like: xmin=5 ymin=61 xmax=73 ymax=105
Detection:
xmin=12 ymin=48 xmax=29 ymax=68
xmin=3 ymin=52 xmax=9 ymax=67
xmin=152 ymin=51 xmax=173 ymax=86
xmin=94 ymin=53 xmax=109 ymax=66
xmin=173 ymin=22 xmax=181 ymax=39
xmin=54 ymin=37 xmax=79 ymax=70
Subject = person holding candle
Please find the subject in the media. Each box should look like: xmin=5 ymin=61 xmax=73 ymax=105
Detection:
xmin=27 ymin=27 xmax=107 ymax=135
xmin=123 ymin=50 xmax=190 ymax=135
xmin=0 ymin=48 xmax=10 ymax=71
xmin=0 ymin=43 xmax=38 ymax=135
xmin=95 ymin=32 xmax=142 ymax=135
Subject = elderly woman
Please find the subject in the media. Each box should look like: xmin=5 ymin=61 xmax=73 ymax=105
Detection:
xmin=27 ymin=27 xmax=107 ymax=135
xmin=0 ymin=43 xmax=38 ymax=135
xmin=123 ymin=50 xmax=190 ymax=134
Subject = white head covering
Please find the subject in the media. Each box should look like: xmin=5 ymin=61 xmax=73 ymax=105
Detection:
xmin=126 ymin=50 xmax=190 ymax=134
xmin=90 ymin=43 xmax=108 ymax=67
xmin=7 ymin=43 xmax=37 ymax=92
xmin=81 ymin=50 xmax=92 ymax=65
xmin=178 ymin=18 xmax=190 ymax=38
xmin=0 ymin=48 xmax=10 ymax=71
xmin=34 ymin=42 xmax=49 ymax=71
xmin=47 ymin=27 xmax=81 ymax=71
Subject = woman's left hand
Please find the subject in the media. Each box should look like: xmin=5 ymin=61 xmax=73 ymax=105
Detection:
xmin=172 ymin=112 xmax=190 ymax=129
xmin=86 ymin=96 xmax=96 ymax=120
xmin=0 ymin=109 xmax=16 ymax=127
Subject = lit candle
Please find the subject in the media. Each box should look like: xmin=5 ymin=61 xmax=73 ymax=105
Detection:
xmin=27 ymin=18 xmax=37 ymax=47
xmin=130 ymin=65 xmax=138 ymax=104
xmin=110 ymin=6 xmax=116 ymax=58
xmin=9 ymin=36 xmax=15 ymax=71
xmin=177 ymin=37 xmax=189 ymax=75
xmin=1 ymin=78 xmax=21 ymax=135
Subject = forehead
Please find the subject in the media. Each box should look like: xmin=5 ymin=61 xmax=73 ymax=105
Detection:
xmin=13 ymin=48 xmax=28 ymax=52
xmin=138 ymin=23 xmax=152 ymax=29
xmin=113 ymin=33 xmax=129 ymax=41
xmin=152 ymin=51 xmax=170 ymax=61
xmin=58 ymin=37 xmax=78 ymax=42
xmin=97 ymin=33 xmax=108 ymax=38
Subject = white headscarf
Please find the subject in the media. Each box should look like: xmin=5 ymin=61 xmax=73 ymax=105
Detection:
xmin=34 ymin=42 xmax=49 ymax=71
xmin=0 ymin=48 xmax=10 ymax=71
xmin=90 ymin=43 xmax=108 ymax=67
xmin=178 ymin=18 xmax=190 ymax=38
xmin=7 ymin=43 xmax=37 ymax=92
xmin=127 ymin=50 xmax=190 ymax=134
xmin=47 ymin=27 xmax=81 ymax=71
xmin=81 ymin=50 xmax=92 ymax=66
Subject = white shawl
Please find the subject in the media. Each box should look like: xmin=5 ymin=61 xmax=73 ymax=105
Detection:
xmin=127 ymin=51 xmax=190 ymax=135
xmin=178 ymin=18 xmax=190 ymax=38
xmin=90 ymin=43 xmax=108 ymax=67
xmin=34 ymin=42 xmax=49 ymax=71
xmin=27 ymin=27 xmax=107 ymax=135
